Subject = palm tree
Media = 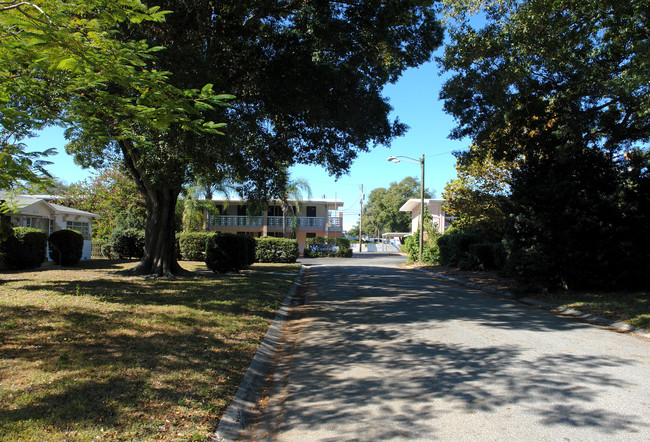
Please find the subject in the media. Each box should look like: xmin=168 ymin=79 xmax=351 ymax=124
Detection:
xmin=279 ymin=178 xmax=312 ymax=238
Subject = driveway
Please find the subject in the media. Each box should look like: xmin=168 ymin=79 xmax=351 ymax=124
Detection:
xmin=254 ymin=254 xmax=649 ymax=440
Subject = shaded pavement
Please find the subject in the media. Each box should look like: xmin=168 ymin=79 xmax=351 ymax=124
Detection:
xmin=253 ymin=254 xmax=649 ymax=441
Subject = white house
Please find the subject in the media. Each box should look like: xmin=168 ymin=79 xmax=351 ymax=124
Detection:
xmin=399 ymin=198 xmax=450 ymax=235
xmin=0 ymin=192 xmax=100 ymax=260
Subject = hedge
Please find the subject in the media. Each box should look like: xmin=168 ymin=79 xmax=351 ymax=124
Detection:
xmin=48 ymin=229 xmax=84 ymax=266
xmin=177 ymin=231 xmax=211 ymax=261
xmin=0 ymin=227 xmax=47 ymax=269
xmin=255 ymin=237 xmax=299 ymax=263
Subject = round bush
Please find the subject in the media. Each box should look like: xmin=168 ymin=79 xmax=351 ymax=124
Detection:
xmin=110 ymin=228 xmax=145 ymax=260
xmin=206 ymin=233 xmax=248 ymax=273
xmin=0 ymin=227 xmax=47 ymax=269
xmin=48 ymin=229 xmax=84 ymax=266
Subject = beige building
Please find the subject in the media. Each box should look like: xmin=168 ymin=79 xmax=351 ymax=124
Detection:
xmin=399 ymin=198 xmax=450 ymax=235
xmin=206 ymin=197 xmax=344 ymax=253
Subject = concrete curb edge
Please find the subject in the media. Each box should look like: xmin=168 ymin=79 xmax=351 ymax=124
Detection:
xmin=212 ymin=266 xmax=306 ymax=441
xmin=413 ymin=267 xmax=650 ymax=339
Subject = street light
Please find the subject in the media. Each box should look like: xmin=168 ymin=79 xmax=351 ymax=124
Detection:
xmin=387 ymin=154 xmax=425 ymax=263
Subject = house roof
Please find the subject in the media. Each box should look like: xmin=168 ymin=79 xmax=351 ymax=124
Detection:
xmin=0 ymin=192 xmax=100 ymax=218
xmin=399 ymin=198 xmax=444 ymax=212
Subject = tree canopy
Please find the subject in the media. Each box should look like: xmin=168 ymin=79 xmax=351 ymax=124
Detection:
xmin=362 ymin=177 xmax=432 ymax=236
xmin=439 ymin=0 xmax=650 ymax=288
xmin=3 ymin=0 xmax=444 ymax=275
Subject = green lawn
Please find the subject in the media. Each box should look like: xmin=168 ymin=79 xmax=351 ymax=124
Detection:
xmin=0 ymin=260 xmax=300 ymax=441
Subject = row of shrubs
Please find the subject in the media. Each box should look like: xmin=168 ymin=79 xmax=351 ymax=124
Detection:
xmin=404 ymin=227 xmax=506 ymax=272
xmin=0 ymin=227 xmax=86 ymax=270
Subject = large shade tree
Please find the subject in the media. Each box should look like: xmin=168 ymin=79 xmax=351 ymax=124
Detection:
xmin=18 ymin=0 xmax=444 ymax=275
xmin=439 ymin=0 xmax=650 ymax=288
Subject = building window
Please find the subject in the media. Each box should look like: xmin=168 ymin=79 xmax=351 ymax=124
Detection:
xmin=237 ymin=205 xmax=247 ymax=216
xmin=268 ymin=206 xmax=282 ymax=217
xmin=49 ymin=219 xmax=55 ymax=234
xmin=306 ymin=206 xmax=316 ymax=217
xmin=66 ymin=221 xmax=90 ymax=240
xmin=306 ymin=232 xmax=317 ymax=238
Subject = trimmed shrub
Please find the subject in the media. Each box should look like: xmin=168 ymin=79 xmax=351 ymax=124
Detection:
xmin=110 ymin=228 xmax=145 ymax=260
xmin=0 ymin=227 xmax=47 ymax=269
xmin=437 ymin=229 xmax=482 ymax=268
xmin=255 ymin=237 xmax=299 ymax=263
xmin=178 ymin=231 xmax=211 ymax=261
xmin=48 ymin=229 xmax=84 ymax=266
xmin=205 ymin=233 xmax=249 ymax=273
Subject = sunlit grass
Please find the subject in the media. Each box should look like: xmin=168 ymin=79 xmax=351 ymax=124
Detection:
xmin=0 ymin=260 xmax=300 ymax=441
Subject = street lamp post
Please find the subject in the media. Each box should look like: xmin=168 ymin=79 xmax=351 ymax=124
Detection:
xmin=387 ymin=154 xmax=425 ymax=263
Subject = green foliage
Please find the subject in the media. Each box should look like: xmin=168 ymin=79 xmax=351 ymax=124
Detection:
xmin=303 ymin=237 xmax=352 ymax=258
xmin=403 ymin=211 xmax=441 ymax=264
xmin=437 ymin=229 xmax=483 ymax=269
xmin=362 ymin=177 xmax=431 ymax=236
xmin=255 ymin=237 xmax=299 ymax=263
xmin=48 ymin=229 xmax=84 ymax=266
xmin=110 ymin=229 xmax=145 ymax=260
xmin=177 ymin=232 xmax=211 ymax=261
xmin=205 ymin=233 xmax=249 ymax=274
xmin=440 ymin=0 xmax=650 ymax=288
xmin=57 ymin=165 xmax=146 ymax=240
xmin=469 ymin=242 xmax=506 ymax=271
xmin=0 ymin=227 xmax=47 ymax=269
xmin=442 ymin=147 xmax=511 ymax=241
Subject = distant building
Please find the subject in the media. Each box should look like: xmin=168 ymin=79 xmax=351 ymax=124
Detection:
xmin=399 ymin=198 xmax=451 ymax=235
xmin=205 ymin=197 xmax=343 ymax=253
xmin=0 ymin=192 xmax=99 ymax=260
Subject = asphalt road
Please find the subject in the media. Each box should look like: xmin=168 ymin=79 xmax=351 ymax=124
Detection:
xmin=256 ymin=254 xmax=649 ymax=441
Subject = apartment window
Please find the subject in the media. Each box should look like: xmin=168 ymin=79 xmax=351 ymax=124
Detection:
xmin=306 ymin=233 xmax=317 ymax=238
xmin=306 ymin=206 xmax=317 ymax=217
xmin=237 ymin=205 xmax=247 ymax=216
xmin=66 ymin=221 xmax=90 ymax=240
xmin=267 ymin=206 xmax=282 ymax=217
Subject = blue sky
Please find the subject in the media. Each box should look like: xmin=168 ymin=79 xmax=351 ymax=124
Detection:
xmin=25 ymin=48 xmax=468 ymax=231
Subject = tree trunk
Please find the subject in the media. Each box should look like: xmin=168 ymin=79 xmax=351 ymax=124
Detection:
xmin=119 ymin=140 xmax=186 ymax=277
xmin=130 ymin=187 xmax=186 ymax=276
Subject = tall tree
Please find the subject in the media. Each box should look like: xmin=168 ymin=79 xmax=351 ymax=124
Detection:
xmin=439 ymin=0 xmax=650 ymax=288
xmin=83 ymin=0 xmax=443 ymax=275
xmin=4 ymin=0 xmax=444 ymax=275
xmin=362 ymin=177 xmax=431 ymax=236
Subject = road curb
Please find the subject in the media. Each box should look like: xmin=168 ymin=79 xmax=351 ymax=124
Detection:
xmin=413 ymin=267 xmax=650 ymax=339
xmin=212 ymin=266 xmax=305 ymax=442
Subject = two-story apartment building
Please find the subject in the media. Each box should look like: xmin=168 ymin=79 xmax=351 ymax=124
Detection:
xmin=206 ymin=197 xmax=344 ymax=253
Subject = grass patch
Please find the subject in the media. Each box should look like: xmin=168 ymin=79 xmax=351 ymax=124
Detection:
xmin=0 ymin=260 xmax=300 ymax=441
xmin=420 ymin=264 xmax=649 ymax=331
xmin=527 ymin=290 xmax=649 ymax=330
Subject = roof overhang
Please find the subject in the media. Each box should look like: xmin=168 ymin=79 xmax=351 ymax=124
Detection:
xmin=399 ymin=198 xmax=444 ymax=212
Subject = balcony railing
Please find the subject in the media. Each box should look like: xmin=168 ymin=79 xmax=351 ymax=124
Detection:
xmin=208 ymin=215 xmax=342 ymax=231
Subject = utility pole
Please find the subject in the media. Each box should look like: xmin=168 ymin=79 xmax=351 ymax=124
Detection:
xmin=359 ymin=184 xmax=363 ymax=253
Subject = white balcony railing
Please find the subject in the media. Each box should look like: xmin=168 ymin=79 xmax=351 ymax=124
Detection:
xmin=208 ymin=215 xmax=343 ymax=231
xmin=208 ymin=215 xmax=264 ymax=227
